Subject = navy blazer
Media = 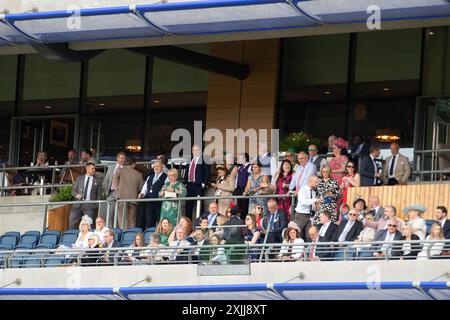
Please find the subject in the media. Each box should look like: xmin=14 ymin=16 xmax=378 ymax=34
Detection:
xmin=359 ymin=155 xmax=378 ymax=187
xmin=317 ymin=222 xmax=338 ymax=242
xmin=442 ymin=220 xmax=450 ymax=240
xmin=183 ymin=158 xmax=210 ymax=186
xmin=144 ymin=171 xmax=167 ymax=199
xmin=372 ymin=229 xmax=403 ymax=256
xmin=261 ymin=210 xmax=288 ymax=244
xmin=332 ymin=220 xmax=364 ymax=242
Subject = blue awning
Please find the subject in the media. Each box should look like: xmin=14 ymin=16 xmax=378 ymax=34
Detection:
xmin=0 ymin=0 xmax=449 ymax=47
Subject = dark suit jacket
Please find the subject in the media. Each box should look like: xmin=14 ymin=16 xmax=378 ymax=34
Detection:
xmin=143 ymin=172 xmax=167 ymax=199
xmin=372 ymin=229 xmax=403 ymax=256
xmin=359 ymin=155 xmax=378 ymax=186
xmin=222 ymin=216 xmax=246 ymax=244
xmin=72 ymin=175 xmax=102 ymax=209
xmin=400 ymin=234 xmax=422 ymax=258
xmin=351 ymin=142 xmax=370 ymax=157
xmin=196 ymin=212 xmax=218 ymax=228
xmin=183 ymin=158 xmax=210 ymax=187
xmin=261 ymin=210 xmax=288 ymax=244
xmin=332 ymin=220 xmax=364 ymax=242
xmin=442 ymin=220 xmax=450 ymax=240
xmin=317 ymin=222 xmax=338 ymax=242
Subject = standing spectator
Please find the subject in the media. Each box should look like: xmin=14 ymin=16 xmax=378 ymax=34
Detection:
xmin=183 ymin=144 xmax=210 ymax=221
xmin=328 ymin=137 xmax=349 ymax=186
xmin=222 ymin=206 xmax=246 ymax=264
xmin=403 ymin=205 xmax=427 ymax=240
xmin=313 ymin=166 xmax=340 ymax=224
xmin=360 ymin=219 xmax=403 ymax=259
xmin=156 ymin=154 xmax=169 ymax=175
xmin=233 ymin=152 xmax=251 ymax=218
xmin=79 ymin=149 xmax=98 ymax=165
xmin=278 ymin=226 xmax=305 ymax=261
xmin=284 ymin=149 xmax=296 ymax=170
xmin=340 ymin=160 xmax=361 ymax=206
xmin=253 ymin=142 xmax=277 ymax=180
xmin=160 ymin=169 xmax=187 ymax=227
xmin=359 ymin=146 xmax=381 ymax=187
xmin=294 ymin=175 xmax=322 ymax=241
xmin=399 ymin=224 xmax=421 ymax=259
xmin=434 ymin=206 xmax=450 ymax=239
xmin=417 ymin=224 xmax=445 ymax=259
xmin=332 ymin=209 xmax=364 ymax=260
xmin=350 ymin=135 xmax=369 ymax=160
xmin=93 ymin=216 xmax=109 ymax=244
xmin=317 ymin=211 xmax=338 ymax=242
xmin=382 ymin=142 xmax=411 ymax=185
xmin=202 ymin=202 xmax=219 ymax=229
xmin=307 ymin=144 xmax=326 ymax=172
xmin=224 ymin=152 xmax=236 ymax=175
xmin=367 ymin=196 xmax=384 ymax=221
xmin=290 ymin=152 xmax=317 ymax=195
xmin=364 ymin=205 xmax=405 ymax=233
xmin=69 ymin=162 xmax=102 ymax=230
xmin=261 ymin=198 xmax=288 ymax=244
xmin=327 ymin=135 xmax=337 ymax=154
xmin=139 ymin=160 xmax=167 ymax=229
xmin=101 ymin=151 xmax=126 ymax=227
xmin=271 ymin=160 xmax=293 ymax=221
xmin=244 ymin=161 xmax=271 ymax=214
xmin=156 ymin=218 xmax=173 ymax=246
xmin=113 ymin=157 xmax=145 ymax=230
xmin=210 ymin=164 xmax=236 ymax=216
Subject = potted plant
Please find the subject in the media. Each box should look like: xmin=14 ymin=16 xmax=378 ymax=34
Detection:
xmin=280 ymin=132 xmax=321 ymax=154
xmin=48 ymin=186 xmax=73 ymax=232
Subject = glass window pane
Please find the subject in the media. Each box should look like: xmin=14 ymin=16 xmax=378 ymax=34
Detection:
xmin=0 ymin=118 xmax=10 ymax=163
xmin=86 ymin=49 xmax=145 ymax=113
xmin=0 ymin=55 xmax=17 ymax=116
xmin=21 ymin=54 xmax=80 ymax=115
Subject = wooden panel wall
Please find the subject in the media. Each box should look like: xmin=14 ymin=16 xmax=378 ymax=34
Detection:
xmin=346 ymin=183 xmax=450 ymax=220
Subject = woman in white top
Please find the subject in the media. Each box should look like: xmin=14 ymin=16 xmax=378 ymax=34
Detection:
xmin=417 ymin=223 xmax=445 ymax=260
xmin=404 ymin=206 xmax=427 ymax=240
xmin=73 ymin=217 xmax=93 ymax=249
xmin=352 ymin=213 xmax=377 ymax=253
xmin=209 ymin=234 xmax=227 ymax=264
xmin=278 ymin=226 xmax=305 ymax=261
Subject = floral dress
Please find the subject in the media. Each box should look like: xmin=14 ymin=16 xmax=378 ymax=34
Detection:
xmin=312 ymin=177 xmax=340 ymax=225
xmin=328 ymin=155 xmax=349 ymax=186
xmin=275 ymin=173 xmax=293 ymax=221
xmin=159 ymin=181 xmax=187 ymax=227
xmin=248 ymin=174 xmax=267 ymax=213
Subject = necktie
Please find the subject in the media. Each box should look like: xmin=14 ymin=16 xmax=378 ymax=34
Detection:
xmin=389 ymin=155 xmax=396 ymax=176
xmin=189 ymin=158 xmax=196 ymax=181
xmin=309 ymin=243 xmax=316 ymax=261
xmin=269 ymin=214 xmax=275 ymax=231
xmin=310 ymin=189 xmax=314 ymax=214
xmin=152 ymin=173 xmax=159 ymax=185
xmin=83 ymin=176 xmax=91 ymax=200
xmin=310 ymin=157 xmax=313 ymax=163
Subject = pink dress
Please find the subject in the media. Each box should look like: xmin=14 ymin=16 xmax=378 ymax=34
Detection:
xmin=275 ymin=173 xmax=293 ymax=221
xmin=328 ymin=155 xmax=349 ymax=186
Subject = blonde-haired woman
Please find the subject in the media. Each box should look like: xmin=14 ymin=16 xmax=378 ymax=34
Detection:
xmin=81 ymin=234 xmax=102 ymax=266
xmin=159 ymin=168 xmax=187 ymax=227
xmin=417 ymin=224 xmax=445 ymax=260
xmin=73 ymin=216 xmax=93 ymax=249
xmin=210 ymin=164 xmax=236 ymax=215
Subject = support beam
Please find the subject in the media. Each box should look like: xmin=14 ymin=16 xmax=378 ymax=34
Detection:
xmin=31 ymin=43 xmax=104 ymax=63
xmin=128 ymin=45 xmax=249 ymax=80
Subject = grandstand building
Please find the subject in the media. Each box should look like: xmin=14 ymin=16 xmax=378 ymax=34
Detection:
xmin=0 ymin=0 xmax=449 ymax=300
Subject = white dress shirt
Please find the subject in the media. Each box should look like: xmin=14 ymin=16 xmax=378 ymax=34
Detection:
xmin=387 ymin=154 xmax=399 ymax=178
xmin=94 ymin=227 xmax=109 ymax=243
xmin=140 ymin=172 xmax=163 ymax=195
xmin=83 ymin=175 xmax=94 ymax=201
xmin=338 ymin=221 xmax=355 ymax=242
xmin=319 ymin=222 xmax=331 ymax=237
xmin=295 ymin=185 xmax=317 ymax=214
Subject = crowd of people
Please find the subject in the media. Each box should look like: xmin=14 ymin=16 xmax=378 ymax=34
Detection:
xmin=28 ymin=135 xmax=447 ymax=264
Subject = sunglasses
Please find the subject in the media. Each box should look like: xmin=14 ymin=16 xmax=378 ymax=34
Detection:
xmin=387 ymin=224 xmax=397 ymax=227
xmin=308 ymin=148 xmax=317 ymax=151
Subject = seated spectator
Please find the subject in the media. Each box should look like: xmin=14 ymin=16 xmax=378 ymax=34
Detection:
xmin=359 ymin=219 xmax=403 ymax=259
xmin=121 ymin=232 xmax=146 ymax=264
xmin=81 ymin=234 xmax=102 ymax=266
xmin=209 ymin=234 xmax=227 ymax=265
xmin=198 ymin=202 xmax=219 ymax=230
xmin=332 ymin=209 xmax=364 ymax=260
xmin=353 ymin=197 xmax=368 ymax=221
xmin=367 ymin=196 xmax=384 ymax=221
xmin=141 ymin=233 xmax=170 ymax=263
xmin=100 ymin=229 xmax=122 ymax=265
xmin=417 ymin=223 xmax=445 ymax=260
xmin=197 ymin=217 xmax=211 ymax=238
xmin=278 ymin=226 xmax=305 ymax=261
xmin=34 ymin=150 xmax=49 ymax=167
xmin=305 ymin=226 xmax=328 ymax=261
xmin=434 ymin=206 xmax=450 ymax=240
xmin=215 ymin=214 xmax=229 ymax=238
xmin=364 ymin=205 xmax=405 ymax=233
xmin=156 ymin=218 xmax=173 ymax=246
xmin=403 ymin=205 xmax=427 ymax=240
xmin=254 ymin=205 xmax=264 ymax=229
xmin=189 ymin=228 xmax=210 ymax=262
xmin=261 ymin=198 xmax=288 ymax=245
xmin=73 ymin=216 xmax=94 ymax=249
xmin=79 ymin=149 xmax=98 ymax=165
xmin=351 ymin=212 xmax=377 ymax=255
xmin=210 ymin=164 xmax=236 ymax=216
xmin=399 ymin=224 xmax=421 ymax=260
xmin=317 ymin=211 xmax=338 ymax=242
xmin=60 ymin=149 xmax=79 ymax=184
xmin=337 ymin=203 xmax=350 ymax=225
xmin=168 ymin=227 xmax=191 ymax=262
xmin=168 ymin=216 xmax=194 ymax=243
xmin=244 ymin=214 xmax=262 ymax=261
xmin=93 ymin=216 xmax=109 ymax=245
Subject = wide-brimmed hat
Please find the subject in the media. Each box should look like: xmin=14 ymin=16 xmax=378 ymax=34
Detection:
xmin=402 ymin=204 xmax=427 ymax=214
xmin=215 ymin=164 xmax=227 ymax=172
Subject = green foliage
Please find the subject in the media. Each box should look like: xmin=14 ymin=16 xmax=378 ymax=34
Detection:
xmin=49 ymin=186 xmax=73 ymax=202
xmin=280 ymin=132 xmax=322 ymax=154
